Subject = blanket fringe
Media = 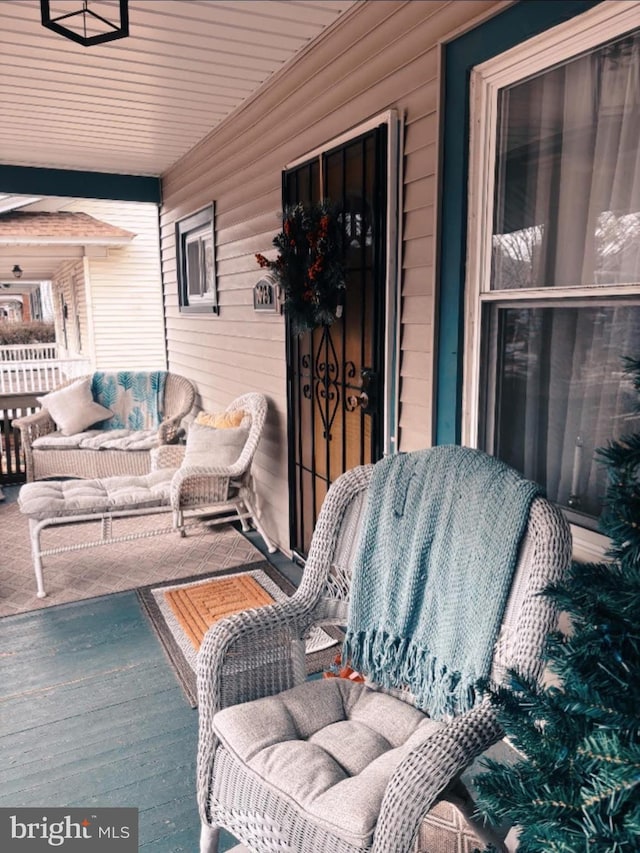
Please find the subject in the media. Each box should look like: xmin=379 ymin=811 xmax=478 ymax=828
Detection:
xmin=342 ymin=628 xmax=479 ymax=720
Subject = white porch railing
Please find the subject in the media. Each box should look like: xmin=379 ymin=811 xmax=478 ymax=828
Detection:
xmin=0 ymin=343 xmax=58 ymax=362
xmin=0 ymin=357 xmax=91 ymax=394
xmin=0 ymin=345 xmax=92 ymax=483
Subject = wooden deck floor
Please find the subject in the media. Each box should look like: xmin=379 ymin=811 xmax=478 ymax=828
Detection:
xmin=0 ymin=589 xmax=239 ymax=851
xmin=0 ymin=524 xmax=514 ymax=851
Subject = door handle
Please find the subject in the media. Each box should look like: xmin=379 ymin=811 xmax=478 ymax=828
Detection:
xmin=347 ymin=390 xmax=369 ymax=410
xmin=346 ymin=367 xmax=377 ymax=413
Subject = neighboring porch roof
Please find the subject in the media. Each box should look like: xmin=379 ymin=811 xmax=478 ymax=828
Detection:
xmin=0 ymin=211 xmax=136 ymax=283
xmin=0 ymin=211 xmax=135 ymax=244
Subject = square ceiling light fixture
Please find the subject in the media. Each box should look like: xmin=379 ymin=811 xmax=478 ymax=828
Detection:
xmin=40 ymin=0 xmax=129 ymax=47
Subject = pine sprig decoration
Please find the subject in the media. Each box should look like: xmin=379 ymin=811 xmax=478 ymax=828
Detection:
xmin=256 ymin=200 xmax=346 ymax=336
xmin=474 ymin=357 xmax=640 ymax=852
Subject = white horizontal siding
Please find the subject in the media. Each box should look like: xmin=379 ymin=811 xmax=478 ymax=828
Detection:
xmin=160 ymin=0 xmax=504 ymax=551
xmin=50 ymin=259 xmax=86 ymax=363
xmin=57 ymin=199 xmax=167 ymax=372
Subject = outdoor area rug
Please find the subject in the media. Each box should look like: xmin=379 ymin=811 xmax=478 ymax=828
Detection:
xmin=0 ymin=486 xmax=265 ymax=617
xmin=415 ymin=797 xmax=487 ymax=853
xmin=225 ymin=801 xmax=494 ymax=853
xmin=137 ymin=561 xmax=342 ymax=707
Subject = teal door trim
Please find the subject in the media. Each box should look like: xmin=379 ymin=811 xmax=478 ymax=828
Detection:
xmin=0 ymin=164 xmax=161 ymax=204
xmin=436 ymin=0 xmax=601 ymax=445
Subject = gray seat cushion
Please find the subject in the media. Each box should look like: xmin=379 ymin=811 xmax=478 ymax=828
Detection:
xmin=18 ymin=469 xmax=175 ymax=519
xmin=213 ymin=678 xmax=444 ymax=848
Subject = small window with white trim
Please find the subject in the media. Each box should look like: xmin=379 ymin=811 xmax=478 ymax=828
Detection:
xmin=176 ymin=203 xmax=218 ymax=314
xmin=464 ymin=4 xmax=640 ymax=538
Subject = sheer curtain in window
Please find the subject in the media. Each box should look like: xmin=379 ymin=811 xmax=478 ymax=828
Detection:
xmin=490 ymin=32 xmax=640 ymax=522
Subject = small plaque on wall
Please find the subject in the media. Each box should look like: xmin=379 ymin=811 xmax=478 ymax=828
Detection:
xmin=253 ymin=274 xmax=281 ymax=313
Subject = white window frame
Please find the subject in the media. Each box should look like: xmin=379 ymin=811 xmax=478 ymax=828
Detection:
xmin=176 ymin=202 xmax=218 ymax=314
xmin=463 ymin=0 xmax=640 ymax=561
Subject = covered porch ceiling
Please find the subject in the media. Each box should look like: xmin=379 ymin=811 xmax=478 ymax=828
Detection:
xmin=0 ymin=0 xmax=358 ymax=178
xmin=0 ymin=0 xmax=358 ymax=288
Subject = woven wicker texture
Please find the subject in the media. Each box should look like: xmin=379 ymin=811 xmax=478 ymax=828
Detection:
xmin=138 ymin=564 xmax=341 ymax=707
xmin=196 ymin=450 xmax=572 ymax=853
xmin=164 ymin=393 xmax=274 ymax=553
xmin=13 ymin=372 xmax=196 ymax=482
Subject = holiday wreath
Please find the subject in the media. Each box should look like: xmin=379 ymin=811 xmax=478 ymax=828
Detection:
xmin=256 ymin=200 xmax=346 ymax=335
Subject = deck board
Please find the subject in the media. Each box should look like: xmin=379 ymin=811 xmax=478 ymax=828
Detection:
xmin=0 ymin=590 xmax=238 ymax=851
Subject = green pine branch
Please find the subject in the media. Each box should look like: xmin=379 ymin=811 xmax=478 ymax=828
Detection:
xmin=473 ymin=356 xmax=640 ymax=852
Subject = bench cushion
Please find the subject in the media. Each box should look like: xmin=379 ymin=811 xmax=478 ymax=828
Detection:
xmin=32 ymin=428 xmax=160 ymax=451
xmin=77 ymin=429 xmax=160 ymax=451
xmin=18 ymin=469 xmax=175 ymax=519
xmin=32 ymin=430 xmax=102 ymax=449
xmin=213 ymin=678 xmax=444 ymax=848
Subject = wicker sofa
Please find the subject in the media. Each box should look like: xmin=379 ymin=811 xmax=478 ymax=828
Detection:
xmin=13 ymin=371 xmax=196 ymax=482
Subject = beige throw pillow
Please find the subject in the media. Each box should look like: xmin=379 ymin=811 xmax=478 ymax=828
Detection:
xmin=182 ymin=421 xmax=249 ymax=468
xmin=38 ymin=378 xmax=113 ymax=436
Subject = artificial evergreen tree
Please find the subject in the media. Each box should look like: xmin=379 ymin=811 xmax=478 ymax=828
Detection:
xmin=473 ymin=357 xmax=640 ymax=852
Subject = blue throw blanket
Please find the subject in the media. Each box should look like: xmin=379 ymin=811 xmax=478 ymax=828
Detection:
xmin=91 ymin=371 xmax=167 ymax=431
xmin=342 ymin=446 xmax=541 ymax=719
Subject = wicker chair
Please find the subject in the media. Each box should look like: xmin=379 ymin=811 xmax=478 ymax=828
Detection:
xmin=13 ymin=371 xmax=196 ymax=482
xmin=151 ymin=391 xmax=273 ymax=547
xmin=196 ymin=448 xmax=572 ymax=853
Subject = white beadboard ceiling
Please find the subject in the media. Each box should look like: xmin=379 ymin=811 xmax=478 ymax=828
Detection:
xmin=0 ymin=0 xmax=358 ymax=178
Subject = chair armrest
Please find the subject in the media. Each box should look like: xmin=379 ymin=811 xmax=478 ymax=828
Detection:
xmin=196 ymin=597 xmax=318 ymax=820
xmin=150 ymin=444 xmax=185 ymax=471
xmin=157 ymin=415 xmax=184 ymax=444
xmin=12 ymin=409 xmax=57 ymax=482
xmin=372 ymin=700 xmax=504 ymax=853
xmin=170 ymin=465 xmax=234 ymax=508
xmin=12 ymin=409 xmax=56 ymax=442
xmin=198 ymin=596 xmax=316 ymax=712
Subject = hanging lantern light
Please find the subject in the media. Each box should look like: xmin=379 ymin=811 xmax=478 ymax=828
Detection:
xmin=40 ymin=1 xmax=129 ymax=47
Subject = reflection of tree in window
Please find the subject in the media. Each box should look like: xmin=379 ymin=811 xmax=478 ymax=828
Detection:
xmin=492 ymin=32 xmax=640 ymax=291
xmin=492 ymin=305 xmax=640 ymax=522
xmin=492 ymin=226 xmax=544 ymax=290
xmin=595 ymin=211 xmax=640 ymax=284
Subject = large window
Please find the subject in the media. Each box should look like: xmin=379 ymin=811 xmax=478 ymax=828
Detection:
xmin=464 ymin=5 xmax=640 ymax=537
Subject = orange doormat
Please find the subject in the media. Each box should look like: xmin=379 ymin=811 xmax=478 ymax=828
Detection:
xmin=137 ymin=561 xmax=342 ymax=706
xmin=163 ymin=573 xmax=274 ymax=649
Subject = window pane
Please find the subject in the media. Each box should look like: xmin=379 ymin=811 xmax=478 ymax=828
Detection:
xmin=486 ymin=303 xmax=640 ymax=522
xmin=492 ymin=31 xmax=640 ymax=290
xmin=186 ymin=240 xmax=202 ymax=297
xmin=202 ymin=234 xmax=214 ymax=296
xmin=186 ymin=231 xmax=213 ymax=299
